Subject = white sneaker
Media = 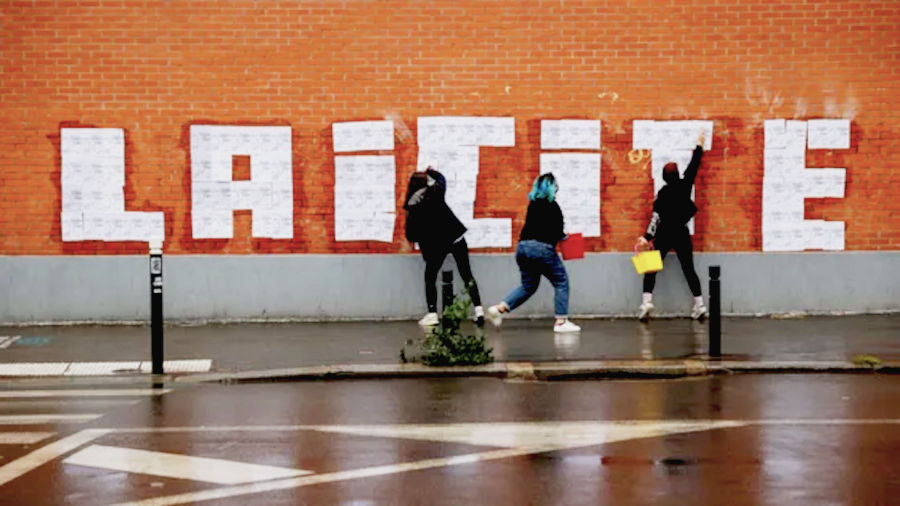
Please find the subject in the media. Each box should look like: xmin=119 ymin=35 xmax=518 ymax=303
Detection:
xmin=691 ymin=303 xmax=708 ymax=321
xmin=638 ymin=302 xmax=654 ymax=322
xmin=486 ymin=305 xmax=504 ymax=328
xmin=418 ymin=312 xmax=439 ymax=326
xmin=553 ymin=319 xmax=581 ymax=333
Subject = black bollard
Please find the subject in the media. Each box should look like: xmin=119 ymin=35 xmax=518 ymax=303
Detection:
xmin=441 ymin=270 xmax=453 ymax=326
xmin=709 ymin=265 xmax=721 ymax=358
xmin=149 ymin=240 xmax=164 ymax=376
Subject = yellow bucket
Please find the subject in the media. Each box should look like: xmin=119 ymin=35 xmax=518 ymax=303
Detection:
xmin=632 ymin=248 xmax=663 ymax=274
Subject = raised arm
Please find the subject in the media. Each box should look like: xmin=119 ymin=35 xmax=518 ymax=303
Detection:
xmin=682 ymin=145 xmax=704 ymax=188
xmin=683 ymin=131 xmax=706 ymax=188
xmin=425 ymin=167 xmax=447 ymax=199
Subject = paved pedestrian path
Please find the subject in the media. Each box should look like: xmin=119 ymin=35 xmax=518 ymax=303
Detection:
xmin=0 ymin=314 xmax=897 ymax=381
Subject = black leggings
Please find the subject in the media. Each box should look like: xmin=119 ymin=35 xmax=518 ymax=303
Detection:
xmin=642 ymin=228 xmax=702 ymax=296
xmin=423 ymin=238 xmax=482 ymax=312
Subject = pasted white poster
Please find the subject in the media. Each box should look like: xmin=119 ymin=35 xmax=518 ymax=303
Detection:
xmin=762 ymin=119 xmax=847 ymax=251
xmin=332 ymin=121 xmax=396 ymax=242
xmin=416 ymin=116 xmax=515 ymax=248
xmin=540 ymin=119 xmax=601 ymax=237
xmin=190 ymin=125 xmax=293 ymax=239
xmin=60 ymin=128 xmax=164 ymax=242
xmin=633 ymin=120 xmax=714 ymax=234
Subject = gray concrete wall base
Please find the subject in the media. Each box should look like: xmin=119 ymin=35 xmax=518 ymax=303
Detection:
xmin=0 ymin=252 xmax=897 ymax=324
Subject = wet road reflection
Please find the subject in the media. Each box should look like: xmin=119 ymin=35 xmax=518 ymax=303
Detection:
xmin=0 ymin=375 xmax=897 ymax=505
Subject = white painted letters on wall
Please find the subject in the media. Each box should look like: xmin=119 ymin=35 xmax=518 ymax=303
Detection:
xmin=60 ymin=128 xmax=164 ymax=242
xmin=332 ymin=121 xmax=396 ymax=242
xmin=190 ymin=125 xmax=293 ymax=239
xmin=762 ymin=119 xmax=847 ymax=251
xmin=540 ymin=120 xmax=601 ymax=237
xmin=632 ymin=120 xmax=714 ymax=235
xmin=416 ymin=116 xmax=515 ymax=248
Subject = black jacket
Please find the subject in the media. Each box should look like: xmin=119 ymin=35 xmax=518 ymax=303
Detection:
xmin=403 ymin=168 xmax=467 ymax=250
xmin=520 ymin=199 xmax=565 ymax=246
xmin=644 ymin=146 xmax=703 ymax=240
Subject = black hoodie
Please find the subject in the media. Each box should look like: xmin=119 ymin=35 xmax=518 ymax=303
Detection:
xmin=403 ymin=168 xmax=467 ymax=251
xmin=644 ymin=145 xmax=703 ymax=240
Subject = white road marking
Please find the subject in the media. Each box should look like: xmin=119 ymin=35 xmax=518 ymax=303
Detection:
xmin=0 ymin=432 xmax=55 ymax=444
xmin=0 ymin=389 xmax=171 ymax=398
xmin=309 ymin=420 xmax=748 ymax=450
xmin=4 ymin=418 xmax=899 ymax=504
xmin=0 ymin=429 xmax=111 ymax=486
xmin=0 ymin=360 xmax=211 ymax=377
xmin=111 ymin=447 xmax=534 ymax=506
xmin=0 ymin=399 xmax=140 ymax=409
xmin=64 ymin=444 xmax=312 ymax=484
xmin=0 ymin=414 xmax=102 ymax=425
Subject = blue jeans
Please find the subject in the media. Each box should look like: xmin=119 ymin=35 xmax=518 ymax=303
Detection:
xmin=503 ymin=240 xmax=570 ymax=317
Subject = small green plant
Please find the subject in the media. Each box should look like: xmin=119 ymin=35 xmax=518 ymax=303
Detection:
xmin=419 ymin=283 xmax=494 ymax=366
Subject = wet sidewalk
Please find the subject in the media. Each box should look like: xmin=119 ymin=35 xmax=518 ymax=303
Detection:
xmin=0 ymin=314 xmax=898 ymax=381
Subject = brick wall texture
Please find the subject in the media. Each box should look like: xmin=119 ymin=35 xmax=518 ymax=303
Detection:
xmin=1 ymin=0 xmax=898 ymax=255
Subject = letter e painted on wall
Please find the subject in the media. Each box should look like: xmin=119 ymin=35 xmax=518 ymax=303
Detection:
xmin=762 ymin=119 xmax=848 ymax=251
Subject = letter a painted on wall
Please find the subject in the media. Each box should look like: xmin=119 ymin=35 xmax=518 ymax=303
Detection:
xmin=190 ymin=125 xmax=293 ymax=239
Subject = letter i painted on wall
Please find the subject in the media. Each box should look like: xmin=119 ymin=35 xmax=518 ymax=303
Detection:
xmin=331 ymin=121 xmax=396 ymax=242
xmin=60 ymin=128 xmax=165 ymax=242
xmin=539 ymin=119 xmax=602 ymax=237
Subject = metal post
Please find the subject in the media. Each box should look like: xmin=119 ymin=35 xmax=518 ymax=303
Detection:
xmin=441 ymin=270 xmax=453 ymax=326
xmin=708 ymin=265 xmax=721 ymax=358
xmin=149 ymin=240 xmax=164 ymax=375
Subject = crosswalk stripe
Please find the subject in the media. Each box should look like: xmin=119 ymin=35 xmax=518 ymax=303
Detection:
xmin=0 ymin=399 xmax=139 ymax=409
xmin=0 ymin=360 xmax=211 ymax=377
xmin=0 ymin=414 xmax=102 ymax=425
xmin=0 ymin=429 xmax=111 ymax=486
xmin=0 ymin=432 xmax=55 ymax=444
xmin=64 ymin=444 xmax=313 ymax=484
xmin=0 ymin=389 xmax=171 ymax=398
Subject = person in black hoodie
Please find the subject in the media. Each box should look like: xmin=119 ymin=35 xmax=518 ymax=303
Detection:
xmin=485 ymin=173 xmax=580 ymax=333
xmin=403 ymin=167 xmax=484 ymax=327
xmin=635 ymin=132 xmax=707 ymax=321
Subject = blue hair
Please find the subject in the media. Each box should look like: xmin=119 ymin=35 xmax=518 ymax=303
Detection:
xmin=528 ymin=173 xmax=557 ymax=202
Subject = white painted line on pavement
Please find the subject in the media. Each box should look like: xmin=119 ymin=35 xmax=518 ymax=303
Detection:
xmin=0 ymin=363 xmax=69 ymax=376
xmin=0 ymin=432 xmax=55 ymax=444
xmin=64 ymin=444 xmax=312 ymax=485
xmin=0 ymin=360 xmax=211 ymax=377
xmin=0 ymin=399 xmax=140 ymax=409
xmin=0 ymin=429 xmax=111 ymax=486
xmin=139 ymin=360 xmax=212 ymax=373
xmin=0 ymin=389 xmax=171 ymax=398
xmin=0 ymin=414 xmax=102 ymax=425
xmin=111 ymin=447 xmax=531 ymax=506
xmin=64 ymin=362 xmax=142 ymax=376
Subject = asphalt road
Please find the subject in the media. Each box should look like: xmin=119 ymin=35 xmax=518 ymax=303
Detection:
xmin=0 ymin=374 xmax=898 ymax=505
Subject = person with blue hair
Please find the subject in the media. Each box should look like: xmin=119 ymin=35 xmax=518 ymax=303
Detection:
xmin=486 ymin=173 xmax=581 ymax=333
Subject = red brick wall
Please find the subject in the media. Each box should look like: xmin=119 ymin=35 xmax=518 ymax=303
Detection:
xmin=1 ymin=0 xmax=897 ymax=254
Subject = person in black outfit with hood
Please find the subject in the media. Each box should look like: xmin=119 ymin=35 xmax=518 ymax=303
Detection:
xmin=635 ymin=132 xmax=707 ymax=322
xmin=404 ymin=167 xmax=484 ymax=327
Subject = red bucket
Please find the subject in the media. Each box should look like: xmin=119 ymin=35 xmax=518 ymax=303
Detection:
xmin=559 ymin=233 xmax=585 ymax=260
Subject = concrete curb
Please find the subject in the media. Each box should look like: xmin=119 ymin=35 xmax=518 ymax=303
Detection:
xmin=173 ymin=359 xmax=900 ymax=384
